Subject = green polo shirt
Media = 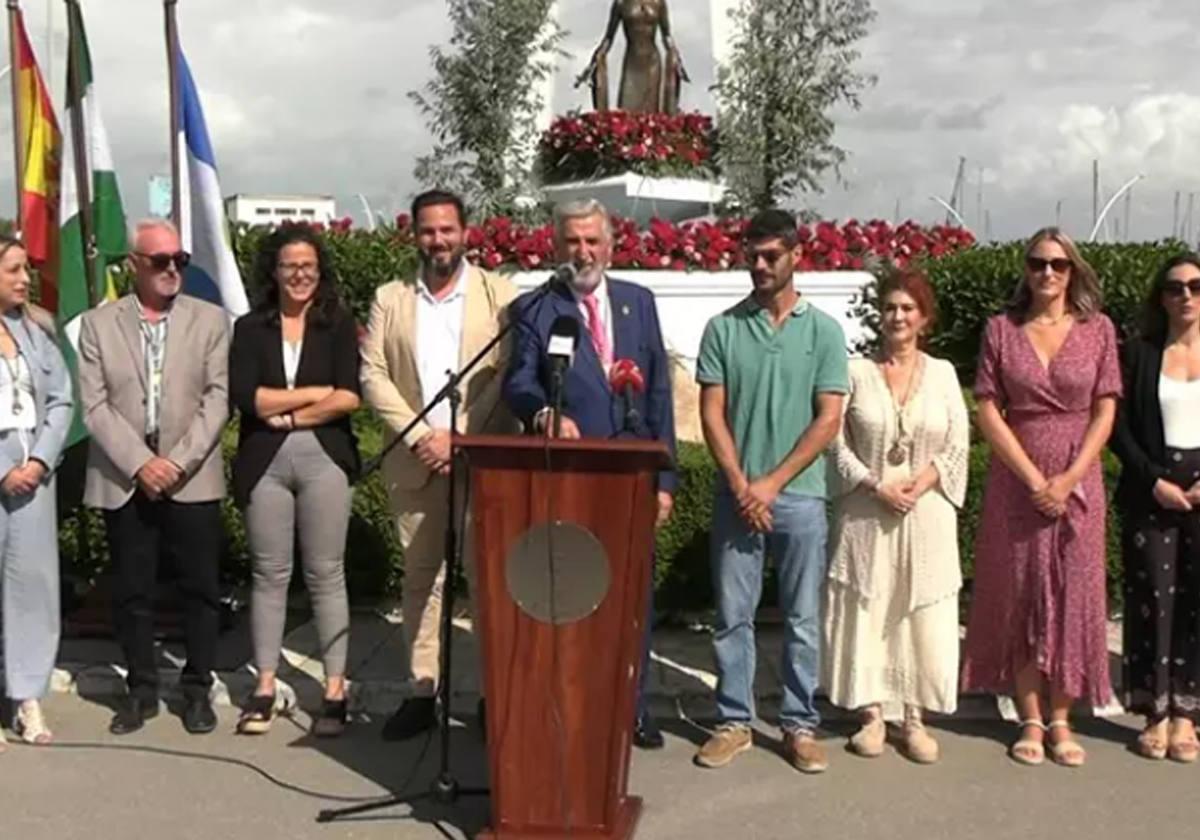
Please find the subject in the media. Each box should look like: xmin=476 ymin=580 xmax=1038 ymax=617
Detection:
xmin=696 ymin=295 xmax=849 ymax=499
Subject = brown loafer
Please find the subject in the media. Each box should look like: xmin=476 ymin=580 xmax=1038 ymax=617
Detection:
xmin=783 ymin=729 xmax=829 ymax=774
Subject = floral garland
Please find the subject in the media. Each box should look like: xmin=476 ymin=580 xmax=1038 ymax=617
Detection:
xmin=537 ymin=110 xmax=718 ymax=184
xmin=387 ymin=214 xmax=975 ymax=272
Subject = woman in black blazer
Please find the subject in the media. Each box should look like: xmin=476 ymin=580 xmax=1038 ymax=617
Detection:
xmin=229 ymin=225 xmax=361 ymax=737
xmin=1111 ymin=253 xmax=1200 ymax=762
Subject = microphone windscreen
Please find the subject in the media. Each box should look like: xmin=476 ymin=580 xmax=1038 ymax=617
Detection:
xmin=547 ymin=315 xmax=580 ymax=358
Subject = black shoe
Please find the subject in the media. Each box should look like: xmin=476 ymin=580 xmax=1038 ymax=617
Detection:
xmin=381 ymin=697 xmax=437 ymax=742
xmin=182 ymin=696 xmax=217 ymax=734
xmin=477 ymin=698 xmax=487 ymax=741
xmin=109 ymin=695 xmax=160 ymax=735
xmin=633 ymin=714 xmax=664 ymax=750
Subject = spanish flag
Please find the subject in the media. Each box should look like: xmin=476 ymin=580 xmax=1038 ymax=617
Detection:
xmin=14 ymin=8 xmax=63 ymax=309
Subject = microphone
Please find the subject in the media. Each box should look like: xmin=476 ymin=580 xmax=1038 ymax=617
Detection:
xmin=546 ymin=315 xmax=580 ymax=437
xmin=609 ymin=358 xmax=645 ymax=434
xmin=547 ymin=263 xmax=577 ymax=290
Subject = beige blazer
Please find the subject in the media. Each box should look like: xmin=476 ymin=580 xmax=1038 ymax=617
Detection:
xmin=78 ymin=294 xmax=231 ymax=509
xmin=360 ymin=264 xmax=518 ymax=494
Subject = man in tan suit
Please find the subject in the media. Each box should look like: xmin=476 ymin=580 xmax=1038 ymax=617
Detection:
xmin=77 ymin=219 xmax=230 ymax=736
xmin=361 ymin=189 xmax=517 ymax=740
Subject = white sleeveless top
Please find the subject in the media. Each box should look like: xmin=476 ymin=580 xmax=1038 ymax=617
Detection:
xmin=1160 ymin=374 xmax=1200 ymax=449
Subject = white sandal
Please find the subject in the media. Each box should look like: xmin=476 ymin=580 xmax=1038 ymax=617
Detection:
xmin=0 ymin=722 xmax=7 ymax=753
xmin=1046 ymin=719 xmax=1085 ymax=767
xmin=14 ymin=699 xmax=53 ymax=745
xmin=1010 ymin=719 xmax=1046 ymax=766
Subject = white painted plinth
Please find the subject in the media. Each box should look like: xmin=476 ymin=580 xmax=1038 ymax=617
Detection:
xmin=510 ymin=270 xmax=873 ymax=365
xmin=541 ymin=173 xmax=726 ymax=225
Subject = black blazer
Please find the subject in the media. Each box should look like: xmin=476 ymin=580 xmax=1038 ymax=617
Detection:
xmin=1110 ymin=336 xmax=1168 ymax=516
xmin=229 ymin=305 xmax=361 ymax=508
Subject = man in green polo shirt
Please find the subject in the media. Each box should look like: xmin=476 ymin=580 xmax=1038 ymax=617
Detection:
xmin=693 ymin=208 xmax=849 ymax=774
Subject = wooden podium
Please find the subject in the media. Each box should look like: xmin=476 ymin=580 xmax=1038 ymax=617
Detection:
xmin=457 ymin=435 xmax=671 ymax=840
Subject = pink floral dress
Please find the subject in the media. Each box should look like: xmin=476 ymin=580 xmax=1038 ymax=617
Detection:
xmin=961 ymin=313 xmax=1122 ymax=704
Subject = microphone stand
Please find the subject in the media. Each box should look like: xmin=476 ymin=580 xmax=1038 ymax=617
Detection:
xmin=316 ymin=273 xmax=559 ymax=826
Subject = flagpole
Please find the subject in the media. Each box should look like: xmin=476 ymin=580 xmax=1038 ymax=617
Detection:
xmin=7 ymin=0 xmax=26 ymax=233
xmin=64 ymin=0 xmax=96 ymax=307
xmin=164 ymin=0 xmax=180 ymax=230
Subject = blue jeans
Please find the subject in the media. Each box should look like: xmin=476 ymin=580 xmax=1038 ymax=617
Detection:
xmin=711 ymin=490 xmax=828 ymax=732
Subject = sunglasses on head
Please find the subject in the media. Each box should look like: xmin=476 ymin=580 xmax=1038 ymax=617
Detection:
xmin=1164 ymin=279 xmax=1200 ymax=298
xmin=135 ymin=250 xmax=191 ymax=271
xmin=1026 ymin=256 xmax=1072 ymax=274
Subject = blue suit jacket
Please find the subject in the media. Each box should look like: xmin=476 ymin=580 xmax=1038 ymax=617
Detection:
xmin=503 ymin=279 xmax=677 ymax=493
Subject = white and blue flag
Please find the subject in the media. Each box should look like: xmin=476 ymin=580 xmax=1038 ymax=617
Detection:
xmin=175 ymin=49 xmax=249 ymax=316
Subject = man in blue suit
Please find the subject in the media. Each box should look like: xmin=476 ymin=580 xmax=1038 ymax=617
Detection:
xmin=504 ymin=199 xmax=677 ymax=749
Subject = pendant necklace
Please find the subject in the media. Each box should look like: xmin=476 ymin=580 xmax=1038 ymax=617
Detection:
xmin=0 ymin=320 xmax=23 ymax=415
xmin=879 ymin=352 xmax=923 ymax=467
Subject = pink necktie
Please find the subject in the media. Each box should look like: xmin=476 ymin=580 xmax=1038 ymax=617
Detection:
xmin=582 ymin=292 xmax=613 ymax=369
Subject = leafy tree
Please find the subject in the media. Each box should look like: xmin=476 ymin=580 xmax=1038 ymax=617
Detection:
xmin=713 ymin=0 xmax=876 ymax=212
xmin=410 ymin=0 xmax=564 ymax=217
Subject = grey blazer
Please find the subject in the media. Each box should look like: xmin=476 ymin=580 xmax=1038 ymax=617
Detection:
xmin=0 ymin=309 xmax=74 ymax=479
xmin=78 ymin=294 xmax=230 ymax=509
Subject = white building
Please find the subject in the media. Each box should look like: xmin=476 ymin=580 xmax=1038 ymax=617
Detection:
xmin=224 ymin=194 xmax=337 ymax=227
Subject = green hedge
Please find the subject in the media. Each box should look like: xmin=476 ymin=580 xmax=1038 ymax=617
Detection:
xmin=854 ymin=240 xmax=1190 ymax=378
xmin=231 ymin=224 xmax=420 ymax=322
xmin=59 ymin=237 xmax=1181 ymax=609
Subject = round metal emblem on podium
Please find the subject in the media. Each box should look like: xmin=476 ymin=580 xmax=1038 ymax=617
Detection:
xmin=506 ymin=522 xmax=610 ymax=625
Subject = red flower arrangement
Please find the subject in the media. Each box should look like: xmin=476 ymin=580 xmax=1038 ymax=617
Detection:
xmin=392 ymin=214 xmax=975 ymax=273
xmin=538 ymin=110 xmax=718 ymax=184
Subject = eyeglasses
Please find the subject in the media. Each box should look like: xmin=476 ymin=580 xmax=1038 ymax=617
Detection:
xmin=1026 ymin=256 xmax=1072 ymax=274
xmin=277 ymin=262 xmax=319 ymax=277
xmin=134 ymin=250 xmax=191 ymax=272
xmin=1164 ymin=279 xmax=1200 ymax=298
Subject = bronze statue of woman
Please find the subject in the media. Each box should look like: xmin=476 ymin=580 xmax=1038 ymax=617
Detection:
xmin=575 ymin=0 xmax=690 ymax=114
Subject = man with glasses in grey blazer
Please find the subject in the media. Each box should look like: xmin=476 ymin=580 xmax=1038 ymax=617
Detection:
xmin=77 ymin=219 xmax=230 ymax=736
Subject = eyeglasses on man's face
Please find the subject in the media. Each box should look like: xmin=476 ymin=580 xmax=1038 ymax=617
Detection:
xmin=134 ymin=250 xmax=191 ymax=272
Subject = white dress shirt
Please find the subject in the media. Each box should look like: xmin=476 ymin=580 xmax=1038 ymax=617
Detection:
xmin=416 ymin=264 xmax=467 ymax=431
xmin=571 ymin=275 xmax=614 ymax=370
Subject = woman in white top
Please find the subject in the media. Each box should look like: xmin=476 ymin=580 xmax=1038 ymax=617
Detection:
xmin=824 ymin=270 xmax=970 ymax=763
xmin=0 ymin=235 xmax=74 ymax=752
xmin=1111 ymin=253 xmax=1200 ymax=762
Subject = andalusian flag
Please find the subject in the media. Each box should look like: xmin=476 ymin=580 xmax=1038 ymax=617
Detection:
xmin=13 ymin=8 xmax=62 ymax=304
xmin=58 ymin=1 xmax=127 ymax=445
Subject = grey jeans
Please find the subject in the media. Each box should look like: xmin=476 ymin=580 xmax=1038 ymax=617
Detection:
xmin=245 ymin=431 xmax=352 ymax=678
xmin=0 ymin=431 xmax=60 ymax=700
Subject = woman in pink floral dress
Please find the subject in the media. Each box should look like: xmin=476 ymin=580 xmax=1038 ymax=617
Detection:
xmin=961 ymin=228 xmax=1122 ymax=767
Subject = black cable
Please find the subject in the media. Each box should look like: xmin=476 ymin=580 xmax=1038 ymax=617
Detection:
xmin=11 ymin=734 xmax=434 ymax=805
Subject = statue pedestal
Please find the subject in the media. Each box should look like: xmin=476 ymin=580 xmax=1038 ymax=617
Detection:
xmin=542 ymin=173 xmax=725 ymax=224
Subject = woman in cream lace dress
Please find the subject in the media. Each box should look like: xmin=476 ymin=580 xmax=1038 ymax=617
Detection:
xmin=824 ymin=270 xmax=969 ymax=763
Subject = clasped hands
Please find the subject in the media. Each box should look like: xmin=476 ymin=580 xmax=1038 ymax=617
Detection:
xmin=1028 ymin=472 xmax=1078 ymax=519
xmin=1153 ymin=478 xmax=1200 ymax=513
xmin=732 ymin=474 xmax=781 ymax=533
xmin=867 ymin=471 xmax=938 ymax=516
xmin=1 ymin=459 xmax=47 ymax=497
xmin=136 ymin=456 xmax=184 ymax=500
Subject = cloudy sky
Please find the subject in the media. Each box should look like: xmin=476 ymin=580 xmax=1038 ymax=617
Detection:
xmin=2 ymin=0 xmax=1198 ymax=243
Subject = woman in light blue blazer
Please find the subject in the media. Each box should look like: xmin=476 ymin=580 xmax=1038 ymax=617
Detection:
xmin=0 ymin=234 xmax=73 ymax=751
